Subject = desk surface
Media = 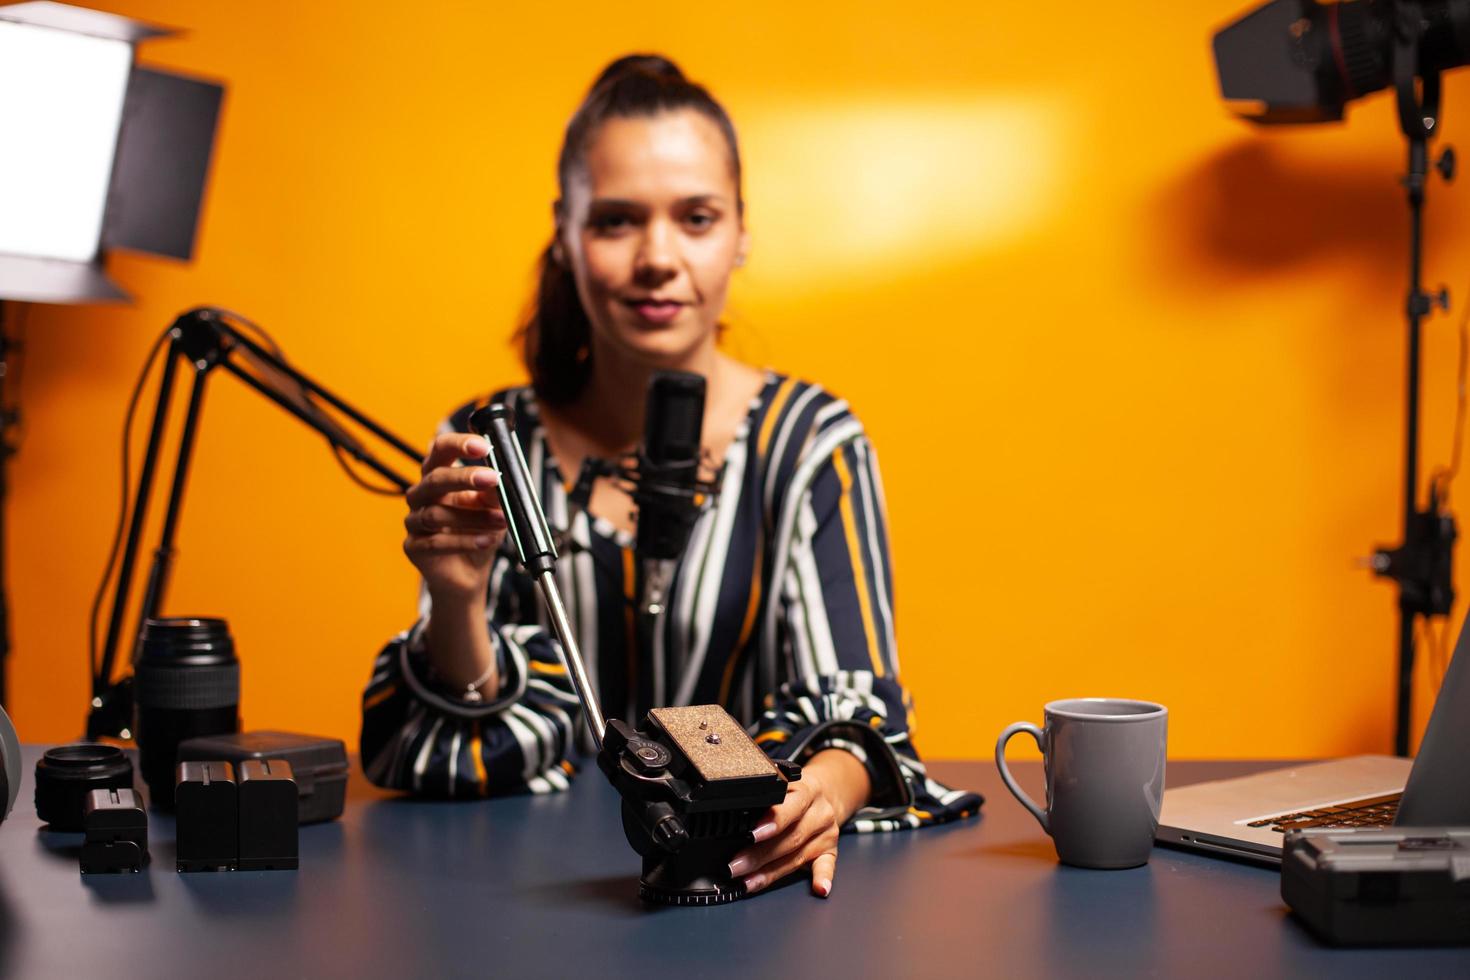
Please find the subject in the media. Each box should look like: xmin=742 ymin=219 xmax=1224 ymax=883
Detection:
xmin=2 ymin=747 xmax=1467 ymax=979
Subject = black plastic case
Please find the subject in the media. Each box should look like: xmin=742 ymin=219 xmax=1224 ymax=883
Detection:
xmin=1281 ymin=827 xmax=1470 ymax=945
xmin=177 ymin=731 xmax=347 ymax=824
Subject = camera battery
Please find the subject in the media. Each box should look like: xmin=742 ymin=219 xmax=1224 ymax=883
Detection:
xmin=80 ymin=787 xmax=148 ymax=873
xmin=1282 ymin=827 xmax=1470 ymax=945
xmin=238 ymin=759 xmax=298 ymax=871
xmin=176 ymin=760 xmax=237 ymax=872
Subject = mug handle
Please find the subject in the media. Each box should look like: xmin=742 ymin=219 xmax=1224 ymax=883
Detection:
xmin=995 ymin=722 xmax=1048 ymax=832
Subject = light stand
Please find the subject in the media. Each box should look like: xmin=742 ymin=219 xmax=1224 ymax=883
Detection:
xmin=1369 ymin=7 xmax=1459 ymax=757
xmin=0 ymin=2 xmax=226 ymax=714
xmin=87 ymin=307 xmax=421 ymax=739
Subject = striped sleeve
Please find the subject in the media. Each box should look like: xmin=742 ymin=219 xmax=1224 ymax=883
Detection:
xmin=359 ymin=607 xmax=582 ymax=797
xmin=359 ymin=399 xmax=583 ymax=798
xmin=753 ymin=402 xmax=983 ymax=831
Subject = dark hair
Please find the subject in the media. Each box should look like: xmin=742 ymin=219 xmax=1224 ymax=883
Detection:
xmin=519 ymin=54 xmax=744 ymax=407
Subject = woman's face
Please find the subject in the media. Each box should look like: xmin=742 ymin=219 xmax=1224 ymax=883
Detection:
xmin=559 ymin=109 xmax=747 ymax=368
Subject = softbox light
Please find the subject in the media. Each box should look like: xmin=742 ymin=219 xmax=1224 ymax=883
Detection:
xmin=0 ymin=1 xmax=223 ymax=304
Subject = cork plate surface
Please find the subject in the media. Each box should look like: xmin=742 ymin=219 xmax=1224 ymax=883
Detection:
xmin=648 ymin=705 xmax=778 ymax=782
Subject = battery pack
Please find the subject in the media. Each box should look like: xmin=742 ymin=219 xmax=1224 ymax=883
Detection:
xmin=80 ymin=787 xmax=148 ymax=873
xmin=176 ymin=760 xmax=237 ymax=872
xmin=1281 ymin=827 xmax=1470 ymax=945
xmin=238 ymin=759 xmax=298 ymax=871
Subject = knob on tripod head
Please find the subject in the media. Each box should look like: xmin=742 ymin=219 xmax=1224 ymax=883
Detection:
xmin=469 ymin=404 xmax=799 ymax=905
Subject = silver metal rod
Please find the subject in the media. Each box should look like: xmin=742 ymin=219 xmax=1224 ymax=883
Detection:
xmin=535 ymin=571 xmax=606 ymax=749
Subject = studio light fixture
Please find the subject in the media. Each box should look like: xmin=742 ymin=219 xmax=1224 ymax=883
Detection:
xmin=0 ymin=0 xmax=223 ymax=303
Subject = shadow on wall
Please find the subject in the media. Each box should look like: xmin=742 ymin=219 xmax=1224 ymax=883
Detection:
xmin=1149 ymin=137 xmax=1453 ymax=290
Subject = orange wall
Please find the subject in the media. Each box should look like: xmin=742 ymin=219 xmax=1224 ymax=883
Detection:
xmin=8 ymin=0 xmax=1470 ymax=761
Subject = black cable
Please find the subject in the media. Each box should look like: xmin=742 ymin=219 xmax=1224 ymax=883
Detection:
xmin=89 ymin=308 xmax=415 ymax=684
xmin=213 ymin=308 xmax=400 ymax=496
xmin=329 ymin=441 xmax=403 ymax=495
xmin=89 ymin=326 xmax=173 ymax=685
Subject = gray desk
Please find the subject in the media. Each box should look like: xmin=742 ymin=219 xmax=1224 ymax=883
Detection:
xmin=1 ymin=747 xmax=1466 ymax=978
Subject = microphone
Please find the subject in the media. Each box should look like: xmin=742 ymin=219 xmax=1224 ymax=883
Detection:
xmin=627 ymin=371 xmax=721 ymax=616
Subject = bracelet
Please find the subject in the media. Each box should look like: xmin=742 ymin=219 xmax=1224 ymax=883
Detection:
xmin=460 ymin=658 xmax=497 ymax=702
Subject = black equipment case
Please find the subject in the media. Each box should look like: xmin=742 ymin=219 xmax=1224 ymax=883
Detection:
xmin=177 ymin=731 xmax=347 ymax=824
xmin=1281 ymin=827 xmax=1470 ymax=945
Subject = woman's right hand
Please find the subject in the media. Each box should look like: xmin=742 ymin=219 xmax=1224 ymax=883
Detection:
xmin=403 ymin=433 xmax=508 ymax=602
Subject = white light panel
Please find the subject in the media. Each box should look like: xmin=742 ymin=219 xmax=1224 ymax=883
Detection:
xmin=0 ymin=20 xmax=132 ymax=262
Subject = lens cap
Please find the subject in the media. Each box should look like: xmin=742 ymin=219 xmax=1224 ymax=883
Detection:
xmin=35 ymin=743 xmax=135 ymax=831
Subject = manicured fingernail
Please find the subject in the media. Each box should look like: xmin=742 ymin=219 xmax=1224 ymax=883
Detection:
xmin=750 ymin=821 xmax=777 ymax=843
xmin=474 ymin=535 xmax=494 ymax=548
xmin=727 ymin=855 xmax=753 ymax=877
xmin=814 ymin=878 xmax=832 ymax=898
xmin=743 ymin=873 xmax=766 ymax=894
xmin=472 ymin=469 xmax=498 ymax=488
xmin=465 ymin=438 xmax=488 ymax=457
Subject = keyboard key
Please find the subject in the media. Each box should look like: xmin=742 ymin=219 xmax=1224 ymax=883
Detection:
xmin=1246 ymin=793 xmax=1402 ymax=835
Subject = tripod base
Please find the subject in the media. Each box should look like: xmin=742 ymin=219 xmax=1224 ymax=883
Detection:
xmin=638 ymin=843 xmax=752 ymax=907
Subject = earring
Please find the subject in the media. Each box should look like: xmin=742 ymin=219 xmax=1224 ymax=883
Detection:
xmin=551 ymin=243 xmax=566 ymax=266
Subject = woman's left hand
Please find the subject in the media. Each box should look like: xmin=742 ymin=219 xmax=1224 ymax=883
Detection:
xmin=725 ymin=749 xmax=871 ymax=899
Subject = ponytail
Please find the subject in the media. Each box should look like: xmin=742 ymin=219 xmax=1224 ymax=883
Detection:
xmin=522 ymin=242 xmax=592 ymax=406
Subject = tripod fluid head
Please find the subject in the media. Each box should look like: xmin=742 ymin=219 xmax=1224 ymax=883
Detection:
xmin=468 ymin=404 xmax=799 ymax=905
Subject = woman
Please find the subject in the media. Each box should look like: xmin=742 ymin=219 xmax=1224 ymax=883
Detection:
xmin=361 ymin=55 xmax=981 ymax=899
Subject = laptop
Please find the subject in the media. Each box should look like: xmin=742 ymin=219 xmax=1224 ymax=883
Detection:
xmin=1156 ymin=612 xmax=1470 ymax=864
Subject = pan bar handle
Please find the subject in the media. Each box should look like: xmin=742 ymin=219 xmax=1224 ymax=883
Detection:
xmin=534 ymin=572 xmax=605 ymax=749
xmin=469 ymin=405 xmax=607 ymax=749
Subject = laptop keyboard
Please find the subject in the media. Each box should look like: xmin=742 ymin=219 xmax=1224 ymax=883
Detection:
xmin=1246 ymin=792 xmax=1402 ymax=833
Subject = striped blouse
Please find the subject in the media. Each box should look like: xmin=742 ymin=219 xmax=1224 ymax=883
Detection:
xmin=360 ymin=372 xmax=982 ymax=833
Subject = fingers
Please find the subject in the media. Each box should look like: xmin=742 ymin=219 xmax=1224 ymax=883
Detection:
xmin=727 ymin=784 xmax=807 ymax=873
xmin=439 ymin=488 xmax=501 ymax=511
xmin=403 ymin=529 xmax=500 ymax=555
xmin=810 ymin=851 xmax=836 ymax=899
xmin=422 ymin=433 xmax=490 ymax=476
xmin=405 ymin=464 xmax=500 ymax=512
xmin=727 ymin=781 xmax=840 ymax=896
xmin=742 ymin=819 xmax=838 ymax=897
xmin=404 ymin=504 xmax=506 ymax=537
xmin=403 ymin=434 xmax=507 ymax=574
xmin=745 ymin=797 xmax=823 ymax=873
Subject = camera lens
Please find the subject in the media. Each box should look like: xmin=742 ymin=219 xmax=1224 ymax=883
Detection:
xmin=0 ymin=705 xmax=19 ymax=824
xmin=33 ymin=743 xmax=133 ymax=830
xmin=133 ymin=617 xmax=240 ymax=808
